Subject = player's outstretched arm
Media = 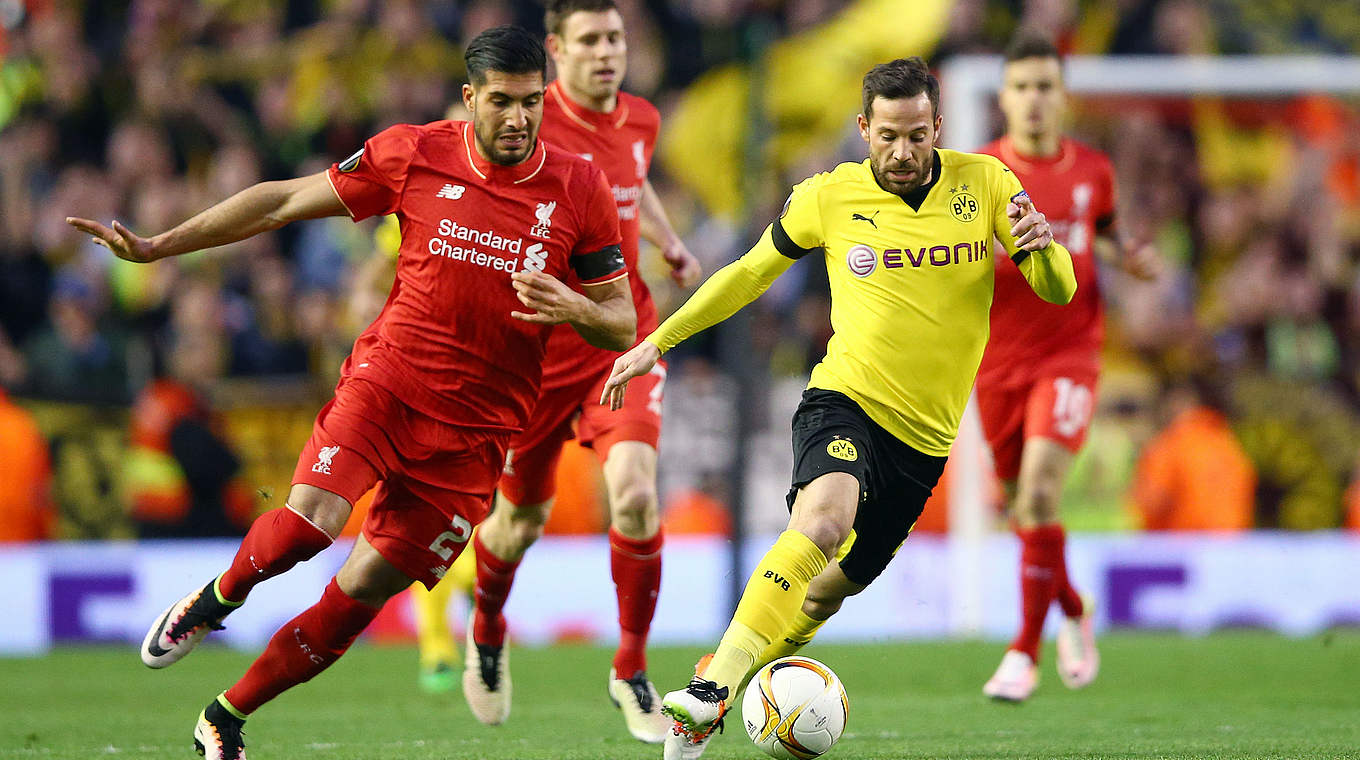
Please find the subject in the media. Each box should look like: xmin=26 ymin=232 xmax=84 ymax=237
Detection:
xmin=510 ymin=271 xmax=636 ymax=351
xmin=66 ymin=171 xmax=346 ymax=263
xmin=599 ymin=225 xmax=795 ymax=408
xmin=639 ymin=180 xmax=702 ymax=288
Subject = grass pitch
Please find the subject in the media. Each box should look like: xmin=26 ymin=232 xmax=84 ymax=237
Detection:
xmin=3 ymin=632 xmax=1357 ymax=759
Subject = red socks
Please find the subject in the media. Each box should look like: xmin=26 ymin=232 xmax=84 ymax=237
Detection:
xmin=218 ymin=506 xmax=334 ymax=603
xmin=1055 ymin=546 xmax=1085 ymax=619
xmin=609 ymin=527 xmax=663 ymax=677
xmin=1010 ymin=524 xmax=1067 ymax=661
xmin=472 ymin=532 xmax=520 ymax=648
xmin=223 ymin=579 xmax=379 ymax=715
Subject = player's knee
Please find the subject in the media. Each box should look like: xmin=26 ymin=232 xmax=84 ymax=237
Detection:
xmin=797 ymin=515 xmax=853 ymax=560
xmin=508 ymin=502 xmax=551 ymax=549
xmin=609 ymin=480 xmax=659 ymax=538
xmin=1013 ymin=481 xmax=1062 ymax=526
xmin=286 ymin=485 xmax=351 ymax=539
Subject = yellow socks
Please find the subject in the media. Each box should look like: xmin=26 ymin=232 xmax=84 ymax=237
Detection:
xmin=413 ymin=546 xmax=474 ymax=670
xmin=703 ymin=530 xmax=827 ymax=691
xmin=412 ymin=579 xmax=458 ymax=670
xmin=755 ymin=609 xmax=828 ymax=671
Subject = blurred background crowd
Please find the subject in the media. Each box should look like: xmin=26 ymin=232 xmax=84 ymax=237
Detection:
xmin=1 ymin=0 xmax=1358 ymax=543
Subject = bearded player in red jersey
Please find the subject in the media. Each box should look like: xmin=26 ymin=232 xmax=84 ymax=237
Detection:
xmin=976 ymin=33 xmax=1160 ymax=702
xmin=68 ymin=27 xmax=635 ymax=759
xmin=457 ymin=0 xmax=702 ymax=742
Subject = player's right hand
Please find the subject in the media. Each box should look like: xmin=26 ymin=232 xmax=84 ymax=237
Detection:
xmin=65 ymin=218 xmax=160 ymax=263
xmin=1006 ymin=192 xmax=1053 ymax=252
xmin=601 ymin=340 xmax=660 ymax=410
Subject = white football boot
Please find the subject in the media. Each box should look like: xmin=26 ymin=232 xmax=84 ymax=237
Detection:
xmin=142 ymin=578 xmax=235 ymax=668
xmin=1057 ymin=594 xmax=1100 ymax=689
xmin=983 ymin=649 xmax=1038 ymax=702
xmin=462 ymin=616 xmax=511 ymax=725
xmin=608 ymin=668 xmax=670 ymax=743
xmin=661 ymin=673 xmax=728 ymax=760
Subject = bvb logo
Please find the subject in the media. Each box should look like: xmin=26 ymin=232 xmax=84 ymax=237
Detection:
xmin=826 ymin=438 xmax=858 ymax=462
xmin=950 ymin=191 xmax=980 ymax=222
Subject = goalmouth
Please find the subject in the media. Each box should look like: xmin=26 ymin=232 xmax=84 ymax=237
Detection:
xmin=936 ymin=53 xmax=1360 ymax=636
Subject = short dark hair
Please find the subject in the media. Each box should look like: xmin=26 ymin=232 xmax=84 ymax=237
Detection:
xmin=861 ymin=57 xmax=939 ymax=121
xmin=464 ymin=25 xmax=546 ymax=86
xmin=545 ymin=0 xmax=618 ymax=37
xmin=1004 ymin=30 xmax=1062 ymax=64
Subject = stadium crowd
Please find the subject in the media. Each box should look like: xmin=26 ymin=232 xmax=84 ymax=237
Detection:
xmin=0 ymin=0 xmax=1357 ymax=540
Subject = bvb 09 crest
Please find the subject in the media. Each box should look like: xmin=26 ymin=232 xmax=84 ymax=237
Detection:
xmin=949 ymin=187 xmax=979 ymax=222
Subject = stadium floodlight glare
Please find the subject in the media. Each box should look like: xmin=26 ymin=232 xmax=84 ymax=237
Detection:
xmin=938 ymin=53 xmax=1360 ymax=636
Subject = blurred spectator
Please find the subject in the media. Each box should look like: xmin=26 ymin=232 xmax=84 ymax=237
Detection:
xmin=1129 ymin=375 xmax=1256 ymax=531
xmin=662 ymin=471 xmax=733 ymax=537
xmin=22 ymin=272 xmax=130 ymax=403
xmin=125 ymin=374 xmax=252 ymax=538
xmin=0 ymin=387 xmax=55 ymax=541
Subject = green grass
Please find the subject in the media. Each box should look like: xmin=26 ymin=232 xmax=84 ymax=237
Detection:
xmin=3 ymin=632 xmax=1358 ymax=759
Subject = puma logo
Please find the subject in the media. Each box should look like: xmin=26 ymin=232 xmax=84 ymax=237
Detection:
xmin=852 ymin=210 xmax=879 ymax=228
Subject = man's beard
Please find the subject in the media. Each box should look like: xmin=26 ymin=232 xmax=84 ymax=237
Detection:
xmin=871 ymin=159 xmax=928 ymax=198
xmin=475 ymin=125 xmax=535 ymax=166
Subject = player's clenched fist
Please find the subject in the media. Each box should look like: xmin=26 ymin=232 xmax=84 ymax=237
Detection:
xmin=1006 ymin=192 xmax=1054 ymax=252
xmin=510 ymin=270 xmax=587 ymax=324
xmin=600 ymin=340 xmax=660 ymax=410
xmin=65 ymin=217 xmax=161 ymax=263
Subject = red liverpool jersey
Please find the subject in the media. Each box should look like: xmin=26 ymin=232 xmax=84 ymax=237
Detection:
xmin=537 ymin=80 xmax=661 ymax=389
xmin=327 ymin=120 xmax=625 ymax=431
xmin=977 ymin=136 xmax=1116 ymax=385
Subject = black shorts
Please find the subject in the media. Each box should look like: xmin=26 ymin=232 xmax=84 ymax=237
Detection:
xmin=786 ymin=388 xmax=947 ymax=586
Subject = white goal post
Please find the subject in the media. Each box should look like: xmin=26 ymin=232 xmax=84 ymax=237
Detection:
xmin=937 ymin=54 xmax=1360 ymax=636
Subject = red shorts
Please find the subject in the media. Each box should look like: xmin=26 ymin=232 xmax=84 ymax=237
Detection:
xmin=292 ymin=377 xmax=511 ymax=589
xmin=976 ymin=368 xmax=1098 ymax=482
xmin=499 ymin=360 xmax=665 ymax=506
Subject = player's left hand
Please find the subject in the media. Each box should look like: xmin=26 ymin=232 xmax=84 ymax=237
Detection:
xmin=1007 ymin=193 xmax=1054 ymax=252
xmin=601 ymin=339 xmax=660 ymax=410
xmin=1122 ymin=240 xmax=1163 ymax=281
xmin=662 ymin=241 xmax=702 ymax=288
xmin=510 ymin=271 xmax=586 ymax=324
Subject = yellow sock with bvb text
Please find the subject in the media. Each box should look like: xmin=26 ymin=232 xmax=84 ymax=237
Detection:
xmin=703 ymin=531 xmax=827 ymax=693
xmin=752 ymin=609 xmax=828 ymax=677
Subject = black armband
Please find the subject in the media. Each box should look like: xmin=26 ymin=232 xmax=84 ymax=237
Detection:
xmin=771 ymin=219 xmax=820 ymax=260
xmin=572 ymin=244 xmax=625 ymax=282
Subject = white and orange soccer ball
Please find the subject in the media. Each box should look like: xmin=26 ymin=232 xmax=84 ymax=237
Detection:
xmin=741 ymin=656 xmax=849 ymax=759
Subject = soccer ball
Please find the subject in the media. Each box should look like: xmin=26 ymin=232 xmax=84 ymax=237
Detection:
xmin=741 ymin=656 xmax=848 ymax=759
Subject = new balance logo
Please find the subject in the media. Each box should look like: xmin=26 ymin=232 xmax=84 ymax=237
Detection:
xmin=763 ymin=570 xmax=791 ymax=592
xmin=852 ymin=210 xmax=879 ymax=228
xmin=311 ymin=445 xmax=340 ymax=475
xmin=530 ymin=200 xmax=556 ymax=239
xmin=436 ymin=184 xmax=466 ymax=200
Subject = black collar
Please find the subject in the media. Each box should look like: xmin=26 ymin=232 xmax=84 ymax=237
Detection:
xmin=897 ymin=149 xmax=942 ymax=211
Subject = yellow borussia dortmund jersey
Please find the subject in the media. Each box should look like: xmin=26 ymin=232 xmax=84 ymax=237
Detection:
xmin=778 ymin=149 xmax=1054 ymax=455
xmin=646 ymin=148 xmax=1074 ymax=457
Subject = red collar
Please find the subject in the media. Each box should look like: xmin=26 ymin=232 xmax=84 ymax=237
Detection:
xmin=460 ymin=121 xmax=549 ymax=184
xmin=547 ymin=80 xmax=630 ymax=132
xmin=999 ymin=135 xmax=1076 ymax=173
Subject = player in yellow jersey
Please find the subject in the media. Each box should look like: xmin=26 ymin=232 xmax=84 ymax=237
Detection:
xmin=601 ymin=57 xmax=1076 ymax=760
